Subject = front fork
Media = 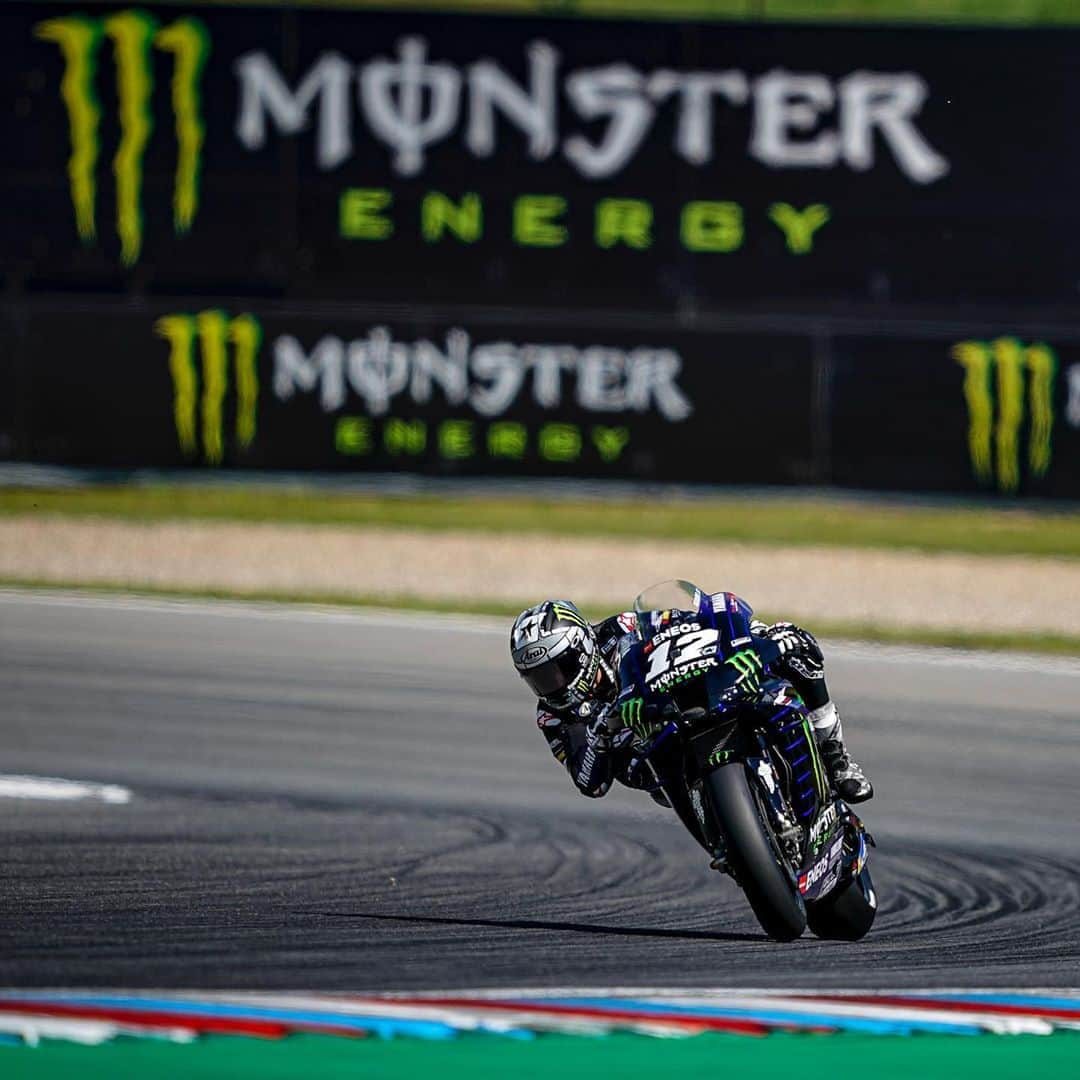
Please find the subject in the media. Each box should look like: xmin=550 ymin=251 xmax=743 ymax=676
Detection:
xmin=746 ymin=741 xmax=803 ymax=864
xmin=701 ymin=739 xmax=802 ymax=877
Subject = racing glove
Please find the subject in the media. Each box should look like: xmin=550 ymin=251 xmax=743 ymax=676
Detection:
xmin=752 ymin=620 xmax=826 ymax=687
xmin=752 ymin=620 xmax=823 ymax=662
xmin=584 ymin=704 xmax=614 ymax=751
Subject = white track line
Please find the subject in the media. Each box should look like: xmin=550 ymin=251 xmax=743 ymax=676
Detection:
xmin=0 ymin=775 xmax=132 ymax=804
xmin=3 ymin=586 xmax=1079 ymax=675
xmin=368 ymin=985 xmax=1080 ymax=999
xmin=0 ymin=586 xmax=507 ymax=634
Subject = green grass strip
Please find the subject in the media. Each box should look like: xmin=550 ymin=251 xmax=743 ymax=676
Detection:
xmin=3 ymin=1030 xmax=1080 ymax=1080
xmin=5 ymin=578 xmax=1080 ymax=657
xmin=34 ymin=0 xmax=1080 ymax=28
xmin=757 ymin=0 xmax=1080 ymax=25
xmin=5 ymin=486 xmax=1080 ymax=559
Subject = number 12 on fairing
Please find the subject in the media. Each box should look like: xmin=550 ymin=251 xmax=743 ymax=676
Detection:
xmin=644 ymin=628 xmax=720 ymax=684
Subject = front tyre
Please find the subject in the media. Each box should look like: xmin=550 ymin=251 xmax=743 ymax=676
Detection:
xmin=706 ymin=763 xmax=806 ymax=941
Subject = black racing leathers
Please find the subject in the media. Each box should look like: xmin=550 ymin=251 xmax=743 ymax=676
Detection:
xmin=535 ymin=611 xmax=641 ymax=797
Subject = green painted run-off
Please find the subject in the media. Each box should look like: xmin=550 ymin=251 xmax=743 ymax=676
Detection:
xmin=3 ymin=1031 xmax=1080 ymax=1079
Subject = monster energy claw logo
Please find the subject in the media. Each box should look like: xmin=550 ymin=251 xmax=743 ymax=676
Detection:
xmin=156 ymin=311 xmax=261 ymax=464
xmin=725 ymin=649 xmax=763 ymax=692
xmin=551 ymin=603 xmax=588 ymax=629
xmin=36 ymin=10 xmax=210 ymax=266
xmin=953 ymin=338 xmax=1057 ymax=494
xmin=621 ymin=696 xmax=649 ymax=738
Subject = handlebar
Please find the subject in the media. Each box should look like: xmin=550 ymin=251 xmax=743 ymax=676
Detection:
xmin=639 ymin=719 xmax=680 ymax=757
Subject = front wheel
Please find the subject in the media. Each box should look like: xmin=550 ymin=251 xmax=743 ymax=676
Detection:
xmin=706 ymin=763 xmax=806 ymax=941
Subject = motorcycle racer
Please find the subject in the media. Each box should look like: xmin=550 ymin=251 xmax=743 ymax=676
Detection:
xmin=509 ymin=594 xmax=873 ymax=804
xmin=509 ymin=599 xmax=640 ymax=800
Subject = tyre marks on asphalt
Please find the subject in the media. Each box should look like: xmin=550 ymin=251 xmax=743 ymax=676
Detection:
xmin=2 ymin=591 xmax=1079 ymax=989
xmin=2 ymin=784 xmax=1079 ymax=987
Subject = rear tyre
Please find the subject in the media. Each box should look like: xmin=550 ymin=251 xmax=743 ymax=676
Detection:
xmin=706 ymin=763 xmax=806 ymax=941
xmin=806 ymin=866 xmax=877 ymax=941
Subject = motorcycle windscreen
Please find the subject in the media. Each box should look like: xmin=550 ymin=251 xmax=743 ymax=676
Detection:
xmin=633 ymin=579 xmax=709 ymax=618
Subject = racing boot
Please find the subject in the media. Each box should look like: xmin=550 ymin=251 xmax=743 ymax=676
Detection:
xmin=808 ymin=702 xmax=873 ymax=803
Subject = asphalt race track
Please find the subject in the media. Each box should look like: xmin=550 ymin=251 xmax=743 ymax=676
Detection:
xmin=2 ymin=590 xmax=1078 ymax=989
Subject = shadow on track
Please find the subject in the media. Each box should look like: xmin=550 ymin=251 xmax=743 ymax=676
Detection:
xmin=300 ymin=909 xmax=762 ymax=943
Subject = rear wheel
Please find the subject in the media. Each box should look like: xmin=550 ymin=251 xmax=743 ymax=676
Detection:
xmin=806 ymin=866 xmax=877 ymax=941
xmin=706 ymin=763 xmax=806 ymax=941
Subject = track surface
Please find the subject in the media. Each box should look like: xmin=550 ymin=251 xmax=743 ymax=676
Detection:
xmin=1 ymin=590 xmax=1078 ymax=988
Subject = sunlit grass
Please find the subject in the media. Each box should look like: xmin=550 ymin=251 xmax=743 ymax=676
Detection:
xmin=134 ymin=0 xmax=1080 ymax=26
xmin=3 ymin=485 xmax=1079 ymax=559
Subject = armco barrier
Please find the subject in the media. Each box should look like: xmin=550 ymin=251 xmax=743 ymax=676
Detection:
xmin=2 ymin=2 xmax=1079 ymax=496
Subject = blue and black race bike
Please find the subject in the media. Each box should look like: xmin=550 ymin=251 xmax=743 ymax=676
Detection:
xmin=616 ymin=580 xmax=877 ymax=942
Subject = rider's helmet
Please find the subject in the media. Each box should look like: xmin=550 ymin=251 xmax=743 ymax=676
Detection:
xmin=510 ymin=600 xmax=602 ymax=710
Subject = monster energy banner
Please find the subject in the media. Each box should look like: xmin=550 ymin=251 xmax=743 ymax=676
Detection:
xmin=3 ymin=3 xmax=1080 ymax=495
xmin=4 ymin=2 xmax=1080 ymax=306
xmin=3 ymin=300 xmax=1079 ymax=495
xmin=0 ymin=301 xmax=816 ymax=480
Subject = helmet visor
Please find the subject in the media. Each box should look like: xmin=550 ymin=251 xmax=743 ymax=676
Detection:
xmin=521 ymin=651 xmax=582 ymax=701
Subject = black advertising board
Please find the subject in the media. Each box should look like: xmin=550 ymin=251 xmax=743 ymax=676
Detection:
xmin=3 ymin=300 xmax=816 ymax=481
xmin=3 ymin=3 xmax=1080 ymax=497
xmin=6 ymin=300 xmax=1080 ymax=496
xmin=831 ymin=332 xmax=1080 ymax=499
xmin=3 ymin=2 xmax=1080 ymax=309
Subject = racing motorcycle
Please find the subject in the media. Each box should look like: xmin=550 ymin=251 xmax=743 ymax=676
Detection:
xmin=615 ymin=580 xmax=877 ymax=942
